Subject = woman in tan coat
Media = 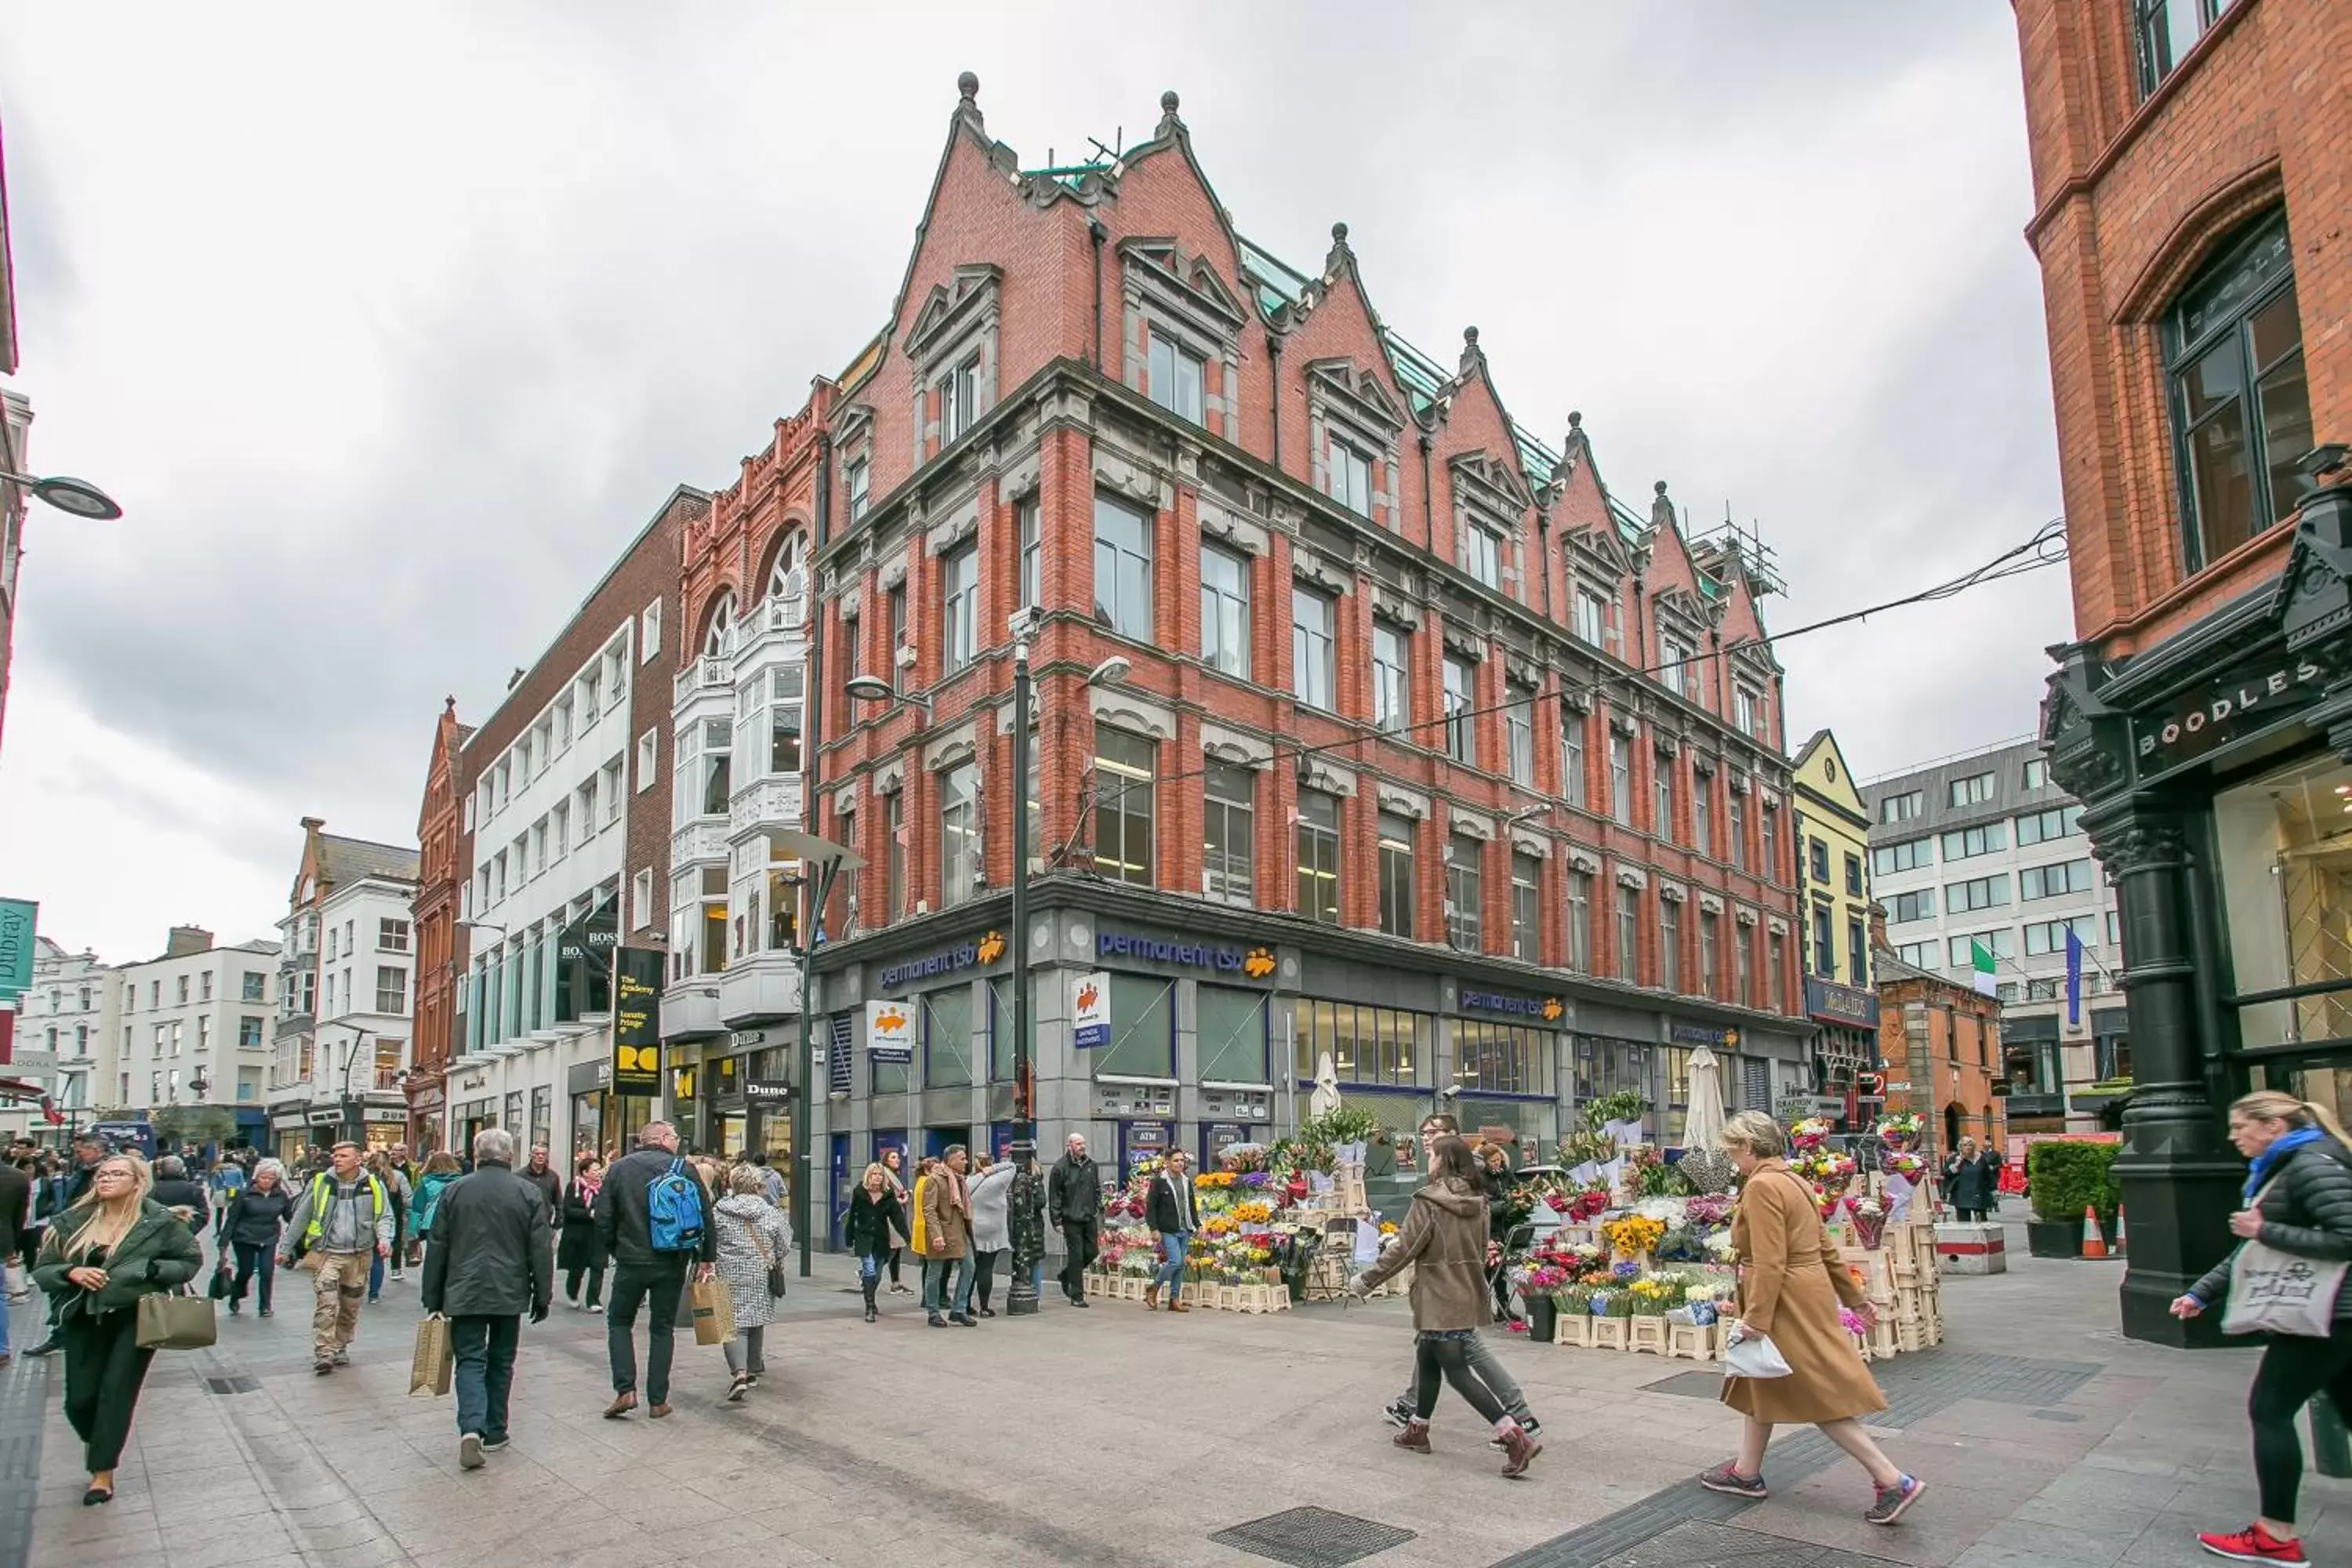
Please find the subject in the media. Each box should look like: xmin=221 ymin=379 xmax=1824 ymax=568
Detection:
xmin=1355 ymin=1136 xmax=1540 ymax=1477
xmin=1701 ymin=1111 xmax=1925 ymax=1526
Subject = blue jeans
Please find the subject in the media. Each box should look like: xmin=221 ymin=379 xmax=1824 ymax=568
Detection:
xmin=924 ymin=1254 xmax=971 ymax=1316
xmin=858 ymin=1250 xmax=883 ymax=1282
xmin=1154 ymin=1232 xmax=1191 ymax=1296
xmin=451 ymin=1314 xmax=520 ymax=1441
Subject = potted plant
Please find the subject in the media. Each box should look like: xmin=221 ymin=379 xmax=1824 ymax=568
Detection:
xmin=2025 ymin=1139 xmax=2120 ymax=1258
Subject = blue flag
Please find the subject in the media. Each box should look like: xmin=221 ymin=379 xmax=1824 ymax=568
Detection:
xmin=2064 ymin=926 xmax=2084 ymax=1029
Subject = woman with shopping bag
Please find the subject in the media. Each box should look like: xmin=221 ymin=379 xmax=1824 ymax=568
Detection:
xmin=2170 ymin=1091 xmax=2352 ymax=1566
xmin=1700 ymin=1111 xmax=1923 ymax=1526
xmin=31 ymin=1151 xmax=204 ymax=1507
xmin=711 ymin=1165 xmax=794 ymax=1403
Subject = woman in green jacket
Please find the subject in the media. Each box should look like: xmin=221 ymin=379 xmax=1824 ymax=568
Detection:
xmin=32 ymin=1151 xmax=203 ymax=1505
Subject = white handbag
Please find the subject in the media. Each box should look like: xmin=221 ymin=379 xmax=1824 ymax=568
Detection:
xmin=2220 ymin=1177 xmax=2348 ymax=1338
xmin=1721 ymin=1329 xmax=1793 ymax=1379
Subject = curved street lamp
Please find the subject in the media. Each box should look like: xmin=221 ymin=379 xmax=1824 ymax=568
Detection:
xmin=2 ymin=471 xmax=122 ymax=521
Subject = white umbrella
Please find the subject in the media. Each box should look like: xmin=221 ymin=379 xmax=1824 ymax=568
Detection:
xmin=1309 ymin=1050 xmax=1341 ymax=1121
xmin=1682 ymin=1044 xmax=1729 ymax=1152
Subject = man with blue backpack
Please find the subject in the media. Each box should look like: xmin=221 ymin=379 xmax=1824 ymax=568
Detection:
xmin=592 ymin=1122 xmax=715 ymax=1419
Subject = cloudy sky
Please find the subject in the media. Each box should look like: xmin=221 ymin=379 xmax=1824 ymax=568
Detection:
xmin=0 ymin=2 xmax=2068 ymax=966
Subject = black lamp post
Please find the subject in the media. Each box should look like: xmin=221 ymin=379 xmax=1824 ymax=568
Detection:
xmin=767 ymin=829 xmax=862 ymax=1282
xmin=1005 ymin=615 xmax=1041 ymax=1316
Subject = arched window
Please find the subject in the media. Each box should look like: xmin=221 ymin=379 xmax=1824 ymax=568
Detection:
xmin=701 ymin=591 xmax=736 ymax=659
xmin=764 ymin=533 xmax=807 ymax=626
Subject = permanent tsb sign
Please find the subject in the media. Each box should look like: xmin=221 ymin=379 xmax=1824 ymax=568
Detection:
xmin=876 ymin=931 xmax=1006 ymax=991
xmin=1096 ymin=928 xmax=1276 ymax=980
xmin=1458 ymin=986 xmax=1565 ymax=1022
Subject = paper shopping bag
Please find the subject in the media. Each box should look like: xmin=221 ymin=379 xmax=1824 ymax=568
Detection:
xmin=690 ymin=1278 xmax=735 ymax=1346
xmin=409 ymin=1314 xmax=454 ymax=1397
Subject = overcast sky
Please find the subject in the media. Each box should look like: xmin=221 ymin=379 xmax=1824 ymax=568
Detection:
xmin=0 ymin=2 xmax=2067 ymax=966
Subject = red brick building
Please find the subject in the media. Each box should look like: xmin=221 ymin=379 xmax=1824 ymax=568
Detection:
xmin=1873 ymin=944 xmax=2006 ymax=1160
xmin=404 ymin=698 xmax=473 ymax=1152
xmin=802 ymin=78 xmax=1816 ymax=1181
xmin=2019 ymin=0 xmax=2351 ymax=1341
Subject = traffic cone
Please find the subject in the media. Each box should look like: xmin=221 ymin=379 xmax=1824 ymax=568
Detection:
xmin=2081 ymin=1204 xmax=2109 ymax=1260
xmin=2113 ymin=1206 xmax=2128 ymax=1255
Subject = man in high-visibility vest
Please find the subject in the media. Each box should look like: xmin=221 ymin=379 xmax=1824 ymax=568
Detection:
xmin=278 ymin=1141 xmax=394 ymax=1375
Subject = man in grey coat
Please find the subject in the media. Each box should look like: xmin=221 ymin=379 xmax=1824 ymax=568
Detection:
xmin=422 ymin=1128 xmax=554 ymax=1469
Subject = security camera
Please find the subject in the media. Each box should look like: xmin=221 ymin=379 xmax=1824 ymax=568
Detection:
xmin=1437 ymin=1084 xmax=1464 ymax=1102
xmin=1007 ymin=606 xmax=1043 ymax=645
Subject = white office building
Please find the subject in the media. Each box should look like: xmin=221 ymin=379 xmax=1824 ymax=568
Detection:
xmin=1862 ymin=736 xmax=2125 ymax=1133
xmin=108 ymin=927 xmax=281 ymax=1146
xmin=5 ymin=937 xmax=118 ymax=1140
xmin=270 ymin=822 xmax=418 ymax=1158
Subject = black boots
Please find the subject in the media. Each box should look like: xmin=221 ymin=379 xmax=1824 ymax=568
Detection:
xmin=862 ymin=1278 xmax=879 ymax=1323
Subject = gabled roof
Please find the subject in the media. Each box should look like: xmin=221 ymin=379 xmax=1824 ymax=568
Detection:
xmin=320 ymin=835 xmax=419 ymax=888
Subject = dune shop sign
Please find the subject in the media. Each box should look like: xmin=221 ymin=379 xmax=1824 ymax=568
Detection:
xmin=556 ymin=895 xmax=620 ymax=1022
xmin=611 ymin=946 xmax=664 ymax=1095
xmin=2133 ymin=652 xmax=2333 ymax=771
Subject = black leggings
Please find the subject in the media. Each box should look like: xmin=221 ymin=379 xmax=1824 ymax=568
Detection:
xmin=885 ymin=1247 xmax=903 ymax=1286
xmin=2249 ymin=1327 xmax=2352 ymax=1524
xmin=974 ymin=1249 xmax=999 ymax=1310
xmin=1414 ymin=1333 xmax=1508 ymax=1425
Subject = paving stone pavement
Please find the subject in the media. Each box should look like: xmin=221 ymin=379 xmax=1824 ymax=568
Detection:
xmin=2 ymin=1215 xmax=2347 ymax=1568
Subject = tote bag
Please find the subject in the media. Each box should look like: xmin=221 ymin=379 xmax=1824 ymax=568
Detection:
xmin=1721 ymin=1330 xmax=1793 ymax=1380
xmin=2221 ymin=1177 xmax=2350 ymax=1338
xmin=135 ymin=1289 xmax=218 ymax=1351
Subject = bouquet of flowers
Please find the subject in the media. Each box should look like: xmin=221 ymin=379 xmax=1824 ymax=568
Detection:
xmin=1683 ymin=1192 xmax=1736 ymax=1229
xmin=1788 ymin=1117 xmax=1835 ymax=1153
xmin=1838 ymin=1305 xmax=1871 ymax=1338
xmin=1602 ymin=1214 xmax=1668 ymax=1258
xmin=1875 ymin=1112 xmax=1924 ymax=1152
xmin=1846 ymin=1192 xmax=1889 ymax=1250
xmin=1219 ymin=1143 xmax=1271 ymax=1174
xmin=1193 ymin=1171 xmax=1237 ymax=1191
xmin=1512 ymin=1258 xmax=1572 ymax=1294
xmin=1628 ymin=1276 xmax=1683 ymax=1316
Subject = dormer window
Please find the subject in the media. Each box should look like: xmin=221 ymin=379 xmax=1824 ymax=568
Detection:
xmin=906 ymin=263 xmax=1001 ymax=465
xmin=1149 ymin=331 xmax=1206 ymax=425
xmin=1464 ymin=523 xmax=1503 ymax=590
xmin=1331 ymin=439 xmax=1374 ymax=516
xmin=1573 ymin=589 xmax=1606 ymax=648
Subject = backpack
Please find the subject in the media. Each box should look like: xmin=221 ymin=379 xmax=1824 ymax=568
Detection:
xmin=646 ymin=1158 xmax=705 ymax=1253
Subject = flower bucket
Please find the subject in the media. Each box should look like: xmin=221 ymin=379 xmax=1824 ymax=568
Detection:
xmin=1525 ymin=1297 xmax=1557 ymax=1345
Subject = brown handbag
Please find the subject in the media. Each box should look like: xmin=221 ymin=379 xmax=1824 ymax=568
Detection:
xmin=135 ymin=1288 xmax=218 ymax=1351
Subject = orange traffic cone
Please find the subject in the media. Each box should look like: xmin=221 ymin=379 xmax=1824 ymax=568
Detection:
xmin=2081 ymin=1204 xmax=2110 ymax=1260
xmin=2113 ymin=1206 xmax=2128 ymax=1255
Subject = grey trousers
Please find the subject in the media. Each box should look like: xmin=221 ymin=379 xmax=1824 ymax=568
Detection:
xmin=721 ymin=1325 xmax=766 ymax=1377
xmin=1395 ymin=1330 xmax=1533 ymax=1422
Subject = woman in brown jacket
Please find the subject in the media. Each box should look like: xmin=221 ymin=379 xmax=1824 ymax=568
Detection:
xmin=1355 ymin=1135 xmax=1541 ymax=1477
xmin=1701 ymin=1111 xmax=1924 ymax=1525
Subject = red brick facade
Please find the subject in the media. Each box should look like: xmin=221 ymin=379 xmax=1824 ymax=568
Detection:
xmin=2015 ymin=0 xmax=2350 ymax=653
xmin=811 ymin=80 xmax=1804 ymax=1017
xmin=405 ymin=699 xmax=470 ymax=1149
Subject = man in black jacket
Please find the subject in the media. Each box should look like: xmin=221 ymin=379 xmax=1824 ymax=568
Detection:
xmin=1047 ymin=1134 xmax=1103 ymax=1307
xmin=0 ymin=1155 xmax=25 ymax=1362
xmin=422 ymin=1128 xmax=553 ymax=1470
xmin=593 ymin=1122 xmax=714 ymax=1419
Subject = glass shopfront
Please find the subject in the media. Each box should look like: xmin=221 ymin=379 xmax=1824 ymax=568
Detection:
xmin=1572 ymin=1036 xmax=1656 ymax=1131
xmin=2220 ymin=755 xmax=2352 ymax=1119
xmin=1290 ymin=998 xmax=1434 ymax=1139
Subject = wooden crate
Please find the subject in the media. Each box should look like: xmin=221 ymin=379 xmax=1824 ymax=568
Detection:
xmin=1555 ymin=1313 xmax=1596 ymax=1348
xmin=1663 ymin=1318 xmax=1715 ymax=1360
xmin=1628 ymin=1316 xmax=1668 ymax=1355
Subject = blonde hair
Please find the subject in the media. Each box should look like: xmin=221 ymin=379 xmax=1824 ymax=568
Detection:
xmin=1719 ymin=1111 xmax=1786 ymax=1158
xmin=861 ymin=1161 xmax=887 ymax=1186
xmin=727 ymin=1163 xmax=768 ymax=1196
xmin=67 ymin=1151 xmax=153 ymax=1261
xmin=2231 ymin=1091 xmax=2352 ymax=1149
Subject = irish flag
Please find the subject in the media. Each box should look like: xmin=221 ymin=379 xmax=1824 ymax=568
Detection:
xmin=1969 ymin=939 xmax=1999 ymax=996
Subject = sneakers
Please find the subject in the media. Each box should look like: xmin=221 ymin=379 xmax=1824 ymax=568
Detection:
xmin=1865 ymin=1475 xmax=1926 ymax=1526
xmin=2198 ymin=1525 xmax=2308 ymax=1565
xmin=314 ymin=1359 xmax=335 ymax=1377
xmin=481 ymin=1438 xmax=509 ymax=1454
xmin=1383 ymin=1398 xmax=1414 ymax=1431
xmin=331 ymin=1348 xmax=351 ymax=1367
xmin=1698 ymin=1461 xmax=1769 ymax=1500
xmin=459 ymin=1433 xmax=485 ymax=1471
xmin=725 ymin=1374 xmax=751 ymax=1404
xmin=890 ymin=1283 xmax=912 ymax=1295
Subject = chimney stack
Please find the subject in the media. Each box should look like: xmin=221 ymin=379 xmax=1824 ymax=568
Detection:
xmin=165 ymin=926 xmax=214 ymax=959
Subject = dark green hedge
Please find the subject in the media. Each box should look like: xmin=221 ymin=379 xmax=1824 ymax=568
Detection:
xmin=2027 ymin=1138 xmax=2122 ymax=1225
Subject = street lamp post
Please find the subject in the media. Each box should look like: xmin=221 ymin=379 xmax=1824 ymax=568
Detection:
xmin=1005 ymin=615 xmax=1040 ymax=1316
xmin=767 ymin=829 xmax=862 ymax=1282
xmin=0 ymin=470 xmax=123 ymax=521
xmin=337 ymin=1027 xmax=370 ymax=1147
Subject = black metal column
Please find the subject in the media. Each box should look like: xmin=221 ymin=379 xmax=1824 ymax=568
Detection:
xmin=1005 ymin=637 xmax=1042 ymax=1316
xmin=2092 ymin=810 xmax=2241 ymax=1345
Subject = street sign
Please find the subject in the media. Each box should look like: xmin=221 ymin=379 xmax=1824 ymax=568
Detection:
xmin=5 ymin=1049 xmax=59 ymax=1076
xmin=0 ymin=898 xmax=34 ymax=997
xmin=612 ymin=946 xmax=664 ymax=1094
xmin=866 ymin=999 xmax=913 ymax=1063
xmin=1072 ymin=970 xmax=1111 ymax=1049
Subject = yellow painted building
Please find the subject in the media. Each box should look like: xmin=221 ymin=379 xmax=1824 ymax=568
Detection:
xmin=1790 ymin=730 xmax=1881 ymax=1114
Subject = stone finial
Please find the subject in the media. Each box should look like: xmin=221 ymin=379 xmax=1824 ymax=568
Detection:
xmin=1460 ymin=325 xmax=1483 ymax=376
xmin=1568 ymin=410 xmax=1581 ymax=427
xmin=1157 ymin=89 xmax=1183 ymax=137
xmin=1651 ymin=479 xmax=1676 ymax=535
xmin=955 ymin=71 xmax=983 ymax=130
xmin=1325 ymin=220 xmax=1352 ymax=277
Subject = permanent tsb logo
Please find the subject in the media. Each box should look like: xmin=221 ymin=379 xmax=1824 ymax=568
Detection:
xmin=877 ymin=932 xmax=1005 ymax=990
xmin=1096 ymin=929 xmax=1272 ymax=978
xmin=1461 ymin=989 xmax=1564 ymax=1022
